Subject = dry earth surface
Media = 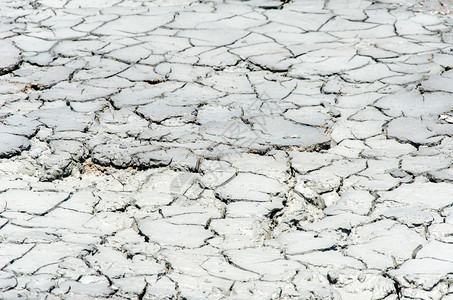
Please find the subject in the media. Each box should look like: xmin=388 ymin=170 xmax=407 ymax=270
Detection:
xmin=0 ymin=0 xmax=453 ymax=299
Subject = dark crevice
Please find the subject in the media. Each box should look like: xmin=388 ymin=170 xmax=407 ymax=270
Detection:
xmin=144 ymin=78 xmax=167 ymax=85
xmin=258 ymin=4 xmax=284 ymax=10
xmin=0 ymin=60 xmax=22 ymax=76
xmin=137 ymin=284 xmax=147 ymax=300
xmin=134 ymin=221 xmax=150 ymax=243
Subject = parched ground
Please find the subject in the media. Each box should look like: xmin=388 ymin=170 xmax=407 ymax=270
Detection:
xmin=0 ymin=0 xmax=452 ymax=299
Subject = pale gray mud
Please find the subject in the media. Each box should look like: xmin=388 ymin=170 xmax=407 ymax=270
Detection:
xmin=0 ymin=0 xmax=452 ymax=299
